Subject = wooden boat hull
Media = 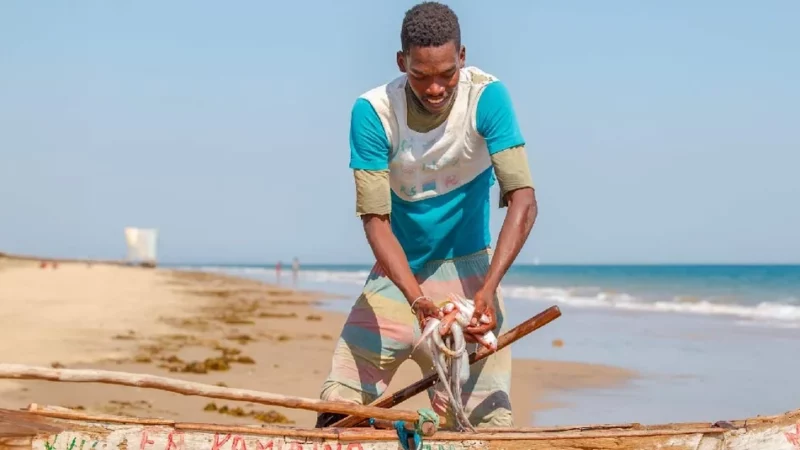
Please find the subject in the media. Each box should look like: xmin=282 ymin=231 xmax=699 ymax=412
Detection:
xmin=4 ymin=404 xmax=800 ymax=450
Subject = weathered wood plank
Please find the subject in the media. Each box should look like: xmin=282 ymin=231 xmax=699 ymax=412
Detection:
xmin=6 ymin=407 xmax=800 ymax=450
xmin=20 ymin=420 xmax=800 ymax=450
xmin=0 ymin=365 xmax=438 ymax=425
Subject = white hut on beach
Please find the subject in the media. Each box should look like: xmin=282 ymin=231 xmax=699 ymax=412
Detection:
xmin=123 ymin=227 xmax=158 ymax=267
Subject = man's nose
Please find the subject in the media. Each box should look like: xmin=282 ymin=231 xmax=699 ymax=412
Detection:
xmin=427 ymin=82 xmax=446 ymax=96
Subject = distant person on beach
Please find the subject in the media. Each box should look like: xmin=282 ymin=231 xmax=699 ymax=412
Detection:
xmin=275 ymin=260 xmax=282 ymax=283
xmin=315 ymin=2 xmax=537 ymax=429
xmin=291 ymin=257 xmax=300 ymax=286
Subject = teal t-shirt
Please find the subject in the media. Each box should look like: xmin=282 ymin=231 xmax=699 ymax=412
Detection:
xmin=349 ymin=80 xmax=524 ymax=272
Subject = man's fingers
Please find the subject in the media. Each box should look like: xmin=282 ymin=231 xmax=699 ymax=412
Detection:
xmin=465 ymin=325 xmax=488 ymax=335
xmin=470 ymin=309 xmax=481 ymax=326
xmin=417 ymin=311 xmax=427 ymax=329
xmin=466 ymin=316 xmax=496 ymax=335
xmin=479 ymin=309 xmax=495 ymax=324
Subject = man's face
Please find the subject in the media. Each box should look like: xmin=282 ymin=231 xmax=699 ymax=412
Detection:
xmin=397 ymin=40 xmax=465 ymax=114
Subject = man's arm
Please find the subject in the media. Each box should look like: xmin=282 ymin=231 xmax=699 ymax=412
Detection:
xmin=361 ymin=213 xmax=425 ymax=302
xmin=483 ymin=145 xmax=538 ymax=294
xmin=361 ymin=213 xmax=440 ymax=324
xmin=349 ymin=99 xmax=441 ymax=322
xmin=483 ymin=182 xmax=537 ymax=294
xmin=467 ymin=81 xmax=538 ymax=334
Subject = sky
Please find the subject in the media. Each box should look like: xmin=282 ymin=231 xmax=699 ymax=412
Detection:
xmin=1 ymin=1 xmax=798 ymax=265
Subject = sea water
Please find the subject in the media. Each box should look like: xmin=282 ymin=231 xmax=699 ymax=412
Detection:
xmin=176 ymin=263 xmax=800 ymax=426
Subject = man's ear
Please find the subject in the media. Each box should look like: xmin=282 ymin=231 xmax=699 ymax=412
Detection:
xmin=396 ymin=51 xmax=407 ymax=73
xmin=459 ymin=45 xmax=466 ymax=68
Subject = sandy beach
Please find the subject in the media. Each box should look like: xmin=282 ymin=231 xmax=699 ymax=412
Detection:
xmin=0 ymin=256 xmax=635 ymax=428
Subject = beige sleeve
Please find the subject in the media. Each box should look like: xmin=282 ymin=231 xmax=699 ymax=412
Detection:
xmin=490 ymin=145 xmax=534 ymax=208
xmin=354 ymin=169 xmax=391 ymax=216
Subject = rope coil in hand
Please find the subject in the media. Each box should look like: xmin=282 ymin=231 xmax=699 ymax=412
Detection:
xmin=413 ymin=293 xmax=498 ymax=432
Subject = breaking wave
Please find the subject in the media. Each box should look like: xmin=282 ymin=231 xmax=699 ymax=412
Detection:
xmin=178 ymin=266 xmax=800 ymax=326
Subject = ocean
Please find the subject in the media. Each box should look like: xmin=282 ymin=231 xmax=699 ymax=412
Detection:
xmin=173 ymin=263 xmax=800 ymax=426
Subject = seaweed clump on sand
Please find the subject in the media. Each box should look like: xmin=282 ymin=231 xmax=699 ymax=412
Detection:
xmin=112 ymin=330 xmax=138 ymax=340
xmin=203 ymin=297 xmax=265 ymax=326
xmin=159 ymin=316 xmax=212 ymax=332
xmin=157 ymin=345 xmax=257 ymax=374
xmin=203 ymin=402 xmax=294 ymax=424
xmin=226 ymin=333 xmax=255 ymax=345
xmin=99 ymin=400 xmax=153 ymax=417
xmin=172 ymin=357 xmax=224 ymax=374
xmin=270 ymin=299 xmax=321 ymax=306
xmin=258 ymin=312 xmax=298 ymax=319
xmin=218 ymin=315 xmax=256 ymax=325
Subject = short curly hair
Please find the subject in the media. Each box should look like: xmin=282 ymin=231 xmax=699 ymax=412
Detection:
xmin=400 ymin=2 xmax=461 ymax=54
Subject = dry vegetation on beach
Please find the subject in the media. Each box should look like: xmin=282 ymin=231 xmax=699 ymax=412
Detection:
xmin=0 ymin=257 xmax=635 ymax=427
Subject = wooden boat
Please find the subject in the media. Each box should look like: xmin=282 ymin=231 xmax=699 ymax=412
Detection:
xmin=2 ymin=402 xmax=800 ymax=450
xmin=2 ymin=308 xmax=798 ymax=449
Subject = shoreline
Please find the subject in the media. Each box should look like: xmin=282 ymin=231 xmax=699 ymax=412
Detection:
xmin=0 ymin=257 xmax=636 ymax=427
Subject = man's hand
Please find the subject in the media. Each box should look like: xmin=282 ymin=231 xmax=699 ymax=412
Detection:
xmin=464 ymin=187 xmax=537 ymax=343
xmin=464 ymin=288 xmax=497 ymax=339
xmin=412 ymin=297 xmax=443 ymax=330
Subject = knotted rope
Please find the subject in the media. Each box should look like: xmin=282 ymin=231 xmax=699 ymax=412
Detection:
xmin=370 ymin=408 xmax=440 ymax=450
xmin=413 ymin=293 xmax=498 ymax=432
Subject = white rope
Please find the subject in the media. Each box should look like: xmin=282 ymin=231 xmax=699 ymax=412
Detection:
xmin=413 ymin=293 xmax=498 ymax=432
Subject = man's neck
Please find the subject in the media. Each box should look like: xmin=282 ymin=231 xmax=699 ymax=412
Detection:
xmin=405 ymin=81 xmax=457 ymax=133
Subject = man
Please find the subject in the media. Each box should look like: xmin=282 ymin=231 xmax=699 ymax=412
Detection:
xmin=316 ymin=1 xmax=537 ymax=429
xmin=291 ymin=257 xmax=300 ymax=286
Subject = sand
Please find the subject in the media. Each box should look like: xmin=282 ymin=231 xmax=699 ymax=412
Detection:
xmin=0 ymin=257 xmax=635 ymax=428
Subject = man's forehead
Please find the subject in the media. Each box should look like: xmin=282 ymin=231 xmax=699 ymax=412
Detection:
xmin=406 ymin=46 xmax=459 ymax=75
xmin=408 ymin=60 xmax=458 ymax=76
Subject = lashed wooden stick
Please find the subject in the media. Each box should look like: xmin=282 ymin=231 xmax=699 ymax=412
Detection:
xmin=0 ymin=364 xmax=442 ymax=424
xmin=331 ymin=305 xmax=562 ymax=428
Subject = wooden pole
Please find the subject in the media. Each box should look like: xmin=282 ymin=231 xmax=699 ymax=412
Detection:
xmin=368 ymin=419 xmax=437 ymax=437
xmin=331 ymin=305 xmax=561 ymax=428
xmin=0 ymin=364 xmax=441 ymax=424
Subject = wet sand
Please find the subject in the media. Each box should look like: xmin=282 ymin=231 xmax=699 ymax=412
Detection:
xmin=0 ymin=258 xmax=635 ymax=427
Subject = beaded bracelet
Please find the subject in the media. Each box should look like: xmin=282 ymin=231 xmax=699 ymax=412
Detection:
xmin=410 ymin=295 xmax=430 ymax=312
